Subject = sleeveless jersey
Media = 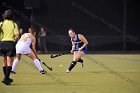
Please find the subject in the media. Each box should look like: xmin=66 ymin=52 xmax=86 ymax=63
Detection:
xmin=71 ymin=34 xmax=87 ymax=53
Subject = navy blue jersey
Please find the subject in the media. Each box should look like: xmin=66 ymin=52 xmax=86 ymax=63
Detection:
xmin=71 ymin=34 xmax=87 ymax=53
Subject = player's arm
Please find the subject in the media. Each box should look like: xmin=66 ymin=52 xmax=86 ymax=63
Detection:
xmin=31 ymin=35 xmax=39 ymax=59
xmin=78 ymin=34 xmax=88 ymax=51
xmin=71 ymin=40 xmax=75 ymax=53
xmin=0 ymin=22 xmax=3 ymax=38
xmin=14 ymin=23 xmax=19 ymax=40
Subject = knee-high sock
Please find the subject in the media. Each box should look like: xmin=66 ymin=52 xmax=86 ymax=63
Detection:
xmin=68 ymin=61 xmax=77 ymax=71
xmin=3 ymin=66 xmax=6 ymax=77
xmin=12 ymin=58 xmax=19 ymax=71
xmin=77 ymin=58 xmax=83 ymax=63
xmin=34 ymin=59 xmax=43 ymax=71
xmin=5 ymin=66 xmax=12 ymax=79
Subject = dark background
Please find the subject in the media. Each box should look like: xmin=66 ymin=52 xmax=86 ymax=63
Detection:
xmin=0 ymin=0 xmax=140 ymax=53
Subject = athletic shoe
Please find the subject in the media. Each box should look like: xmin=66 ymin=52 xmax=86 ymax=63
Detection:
xmin=66 ymin=69 xmax=70 ymax=73
xmin=2 ymin=78 xmax=13 ymax=83
xmin=8 ymin=78 xmax=13 ymax=82
xmin=40 ymin=70 xmax=46 ymax=74
xmin=11 ymin=71 xmax=16 ymax=74
xmin=81 ymin=62 xmax=84 ymax=68
xmin=2 ymin=79 xmax=11 ymax=85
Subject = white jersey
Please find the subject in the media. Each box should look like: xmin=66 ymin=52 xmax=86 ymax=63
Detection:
xmin=16 ymin=33 xmax=32 ymax=54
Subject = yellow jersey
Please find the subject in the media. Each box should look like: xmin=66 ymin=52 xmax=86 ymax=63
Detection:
xmin=0 ymin=20 xmax=19 ymax=42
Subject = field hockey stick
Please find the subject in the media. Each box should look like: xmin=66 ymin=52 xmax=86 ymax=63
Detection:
xmin=39 ymin=59 xmax=53 ymax=71
xmin=50 ymin=51 xmax=70 ymax=58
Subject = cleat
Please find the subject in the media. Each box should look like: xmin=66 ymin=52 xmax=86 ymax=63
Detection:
xmin=11 ymin=71 xmax=16 ymax=74
xmin=81 ymin=62 xmax=84 ymax=68
xmin=8 ymin=78 xmax=13 ymax=82
xmin=40 ymin=70 xmax=46 ymax=74
xmin=2 ymin=79 xmax=11 ymax=85
xmin=2 ymin=78 xmax=13 ymax=83
xmin=80 ymin=61 xmax=84 ymax=68
xmin=66 ymin=69 xmax=70 ymax=73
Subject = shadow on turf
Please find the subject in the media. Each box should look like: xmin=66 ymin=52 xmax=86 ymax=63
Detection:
xmin=85 ymin=56 xmax=138 ymax=87
xmin=11 ymin=82 xmax=120 ymax=87
xmin=12 ymin=82 xmax=64 ymax=86
xmin=99 ymin=55 xmax=140 ymax=63
xmin=21 ymin=58 xmax=67 ymax=86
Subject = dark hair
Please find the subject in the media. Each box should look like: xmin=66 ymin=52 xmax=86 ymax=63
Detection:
xmin=69 ymin=28 xmax=75 ymax=33
xmin=3 ymin=9 xmax=13 ymax=20
xmin=2 ymin=13 xmax=4 ymax=20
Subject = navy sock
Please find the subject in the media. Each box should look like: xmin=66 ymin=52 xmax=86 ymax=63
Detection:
xmin=68 ymin=61 xmax=77 ymax=71
xmin=77 ymin=58 xmax=83 ymax=63
xmin=3 ymin=66 xmax=6 ymax=77
xmin=5 ymin=66 xmax=12 ymax=80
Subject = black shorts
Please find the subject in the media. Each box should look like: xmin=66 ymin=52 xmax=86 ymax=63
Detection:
xmin=0 ymin=41 xmax=16 ymax=57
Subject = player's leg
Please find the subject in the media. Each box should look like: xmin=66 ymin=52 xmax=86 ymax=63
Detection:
xmin=1 ymin=42 xmax=16 ymax=85
xmin=77 ymin=48 xmax=86 ymax=67
xmin=2 ymin=56 xmax=14 ymax=85
xmin=27 ymin=50 xmax=45 ymax=74
xmin=77 ymin=58 xmax=84 ymax=68
xmin=2 ymin=56 xmax=11 ymax=85
xmin=77 ymin=58 xmax=83 ymax=63
xmin=67 ymin=51 xmax=84 ymax=73
xmin=11 ymin=54 xmax=22 ymax=74
xmin=76 ymin=55 xmax=84 ymax=68
xmin=2 ymin=56 xmax=7 ymax=79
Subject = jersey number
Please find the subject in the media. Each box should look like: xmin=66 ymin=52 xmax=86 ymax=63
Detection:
xmin=20 ymin=35 xmax=29 ymax=42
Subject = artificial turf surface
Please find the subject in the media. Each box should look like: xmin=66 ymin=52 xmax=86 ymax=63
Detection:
xmin=0 ymin=54 xmax=140 ymax=93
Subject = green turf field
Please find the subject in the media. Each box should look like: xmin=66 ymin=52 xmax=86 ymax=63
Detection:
xmin=0 ymin=54 xmax=140 ymax=93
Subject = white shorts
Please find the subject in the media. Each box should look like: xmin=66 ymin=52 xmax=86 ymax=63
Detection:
xmin=16 ymin=44 xmax=32 ymax=54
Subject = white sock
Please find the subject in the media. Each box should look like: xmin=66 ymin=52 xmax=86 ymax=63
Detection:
xmin=12 ymin=58 xmax=19 ymax=71
xmin=34 ymin=59 xmax=43 ymax=71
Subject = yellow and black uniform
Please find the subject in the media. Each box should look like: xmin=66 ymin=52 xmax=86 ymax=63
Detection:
xmin=0 ymin=19 xmax=19 ymax=57
xmin=0 ymin=9 xmax=19 ymax=85
xmin=0 ymin=20 xmax=19 ymax=41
